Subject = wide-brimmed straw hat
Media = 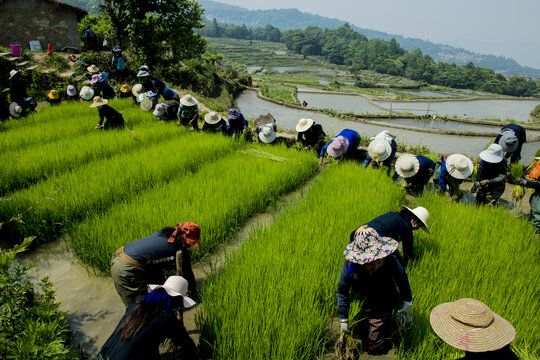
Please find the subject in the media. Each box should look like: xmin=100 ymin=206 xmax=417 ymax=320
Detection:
xmin=479 ymin=144 xmax=504 ymax=163
xmin=153 ymin=104 xmax=167 ymax=117
xmin=90 ymin=74 xmax=102 ymax=84
xmin=136 ymin=70 xmax=150 ymax=78
xmin=90 ymin=96 xmax=108 ymax=108
xmin=395 ymin=154 xmax=420 ymax=178
xmin=48 ymin=90 xmax=59 ymax=100
xmin=446 ymin=154 xmax=473 ymax=179
xmin=9 ymin=70 xmax=20 ymax=79
xmin=368 ymin=139 xmax=392 ymax=162
xmin=343 ymin=228 xmax=398 ymax=265
xmin=87 ymin=64 xmax=99 ymax=74
xmin=9 ymin=102 xmax=23 ymax=118
xmin=120 ymin=84 xmax=130 ymax=94
xmin=132 ymin=84 xmax=143 ymax=97
xmin=497 ymin=131 xmax=518 ymax=153
xmin=180 ymin=94 xmax=197 ymax=107
xmin=140 ymin=99 xmax=153 ymax=111
xmin=204 ymin=111 xmax=222 ymax=125
xmin=296 ymin=118 xmax=314 ymax=132
xmin=327 ymin=136 xmax=349 ymax=158
xmin=430 ymin=298 xmax=515 ymax=352
xmin=259 ymin=124 xmax=277 ymax=144
xmin=402 ymin=205 xmax=430 ymax=234
xmin=148 ymin=276 xmax=196 ymax=309
xmin=79 ymin=86 xmax=94 ymax=101
xmin=66 ymin=85 xmax=77 ymax=97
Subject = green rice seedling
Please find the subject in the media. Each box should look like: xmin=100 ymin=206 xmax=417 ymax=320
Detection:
xmin=198 ymin=164 xmax=404 ymax=360
xmin=69 ymin=144 xmax=318 ymax=272
xmin=0 ymin=131 xmax=235 ymax=246
xmin=508 ymin=162 xmax=525 ymax=204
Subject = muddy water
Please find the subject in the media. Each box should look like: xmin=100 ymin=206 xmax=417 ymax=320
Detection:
xmin=298 ymin=92 xmax=387 ymax=114
xmin=387 ymin=118 xmax=540 ymax=135
xmin=236 ymin=90 xmax=540 ymax=163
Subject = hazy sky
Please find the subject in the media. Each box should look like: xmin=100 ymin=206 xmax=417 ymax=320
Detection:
xmin=215 ymin=0 xmax=540 ymax=69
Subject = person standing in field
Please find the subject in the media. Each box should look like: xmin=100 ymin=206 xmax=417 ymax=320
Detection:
xmin=296 ymin=118 xmax=326 ymax=155
xmin=495 ymin=123 xmax=526 ymax=164
xmin=363 ymin=130 xmax=397 ymax=173
xmin=177 ymin=94 xmax=200 ymax=130
xmin=472 ymin=144 xmax=507 ymax=206
xmin=337 ymin=228 xmax=412 ymax=355
xmin=91 ymin=97 xmax=124 ymax=130
xmin=352 ymin=206 xmax=430 ymax=268
xmin=111 ymin=46 xmax=127 ymax=82
xmin=110 ymin=222 xmax=201 ymax=307
xmin=394 ymin=154 xmax=436 ymax=195
xmin=436 ymin=154 xmax=474 ymax=201
xmin=430 ymin=298 xmax=518 ymax=360
xmin=319 ymin=129 xmax=360 ymax=165
xmin=98 ymin=276 xmax=199 ymax=360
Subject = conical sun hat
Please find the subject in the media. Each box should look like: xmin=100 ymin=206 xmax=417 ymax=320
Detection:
xmin=9 ymin=102 xmax=23 ymax=118
xmin=140 ymin=99 xmax=153 ymax=111
xmin=148 ymin=276 xmax=196 ymax=309
xmin=153 ymin=104 xmax=167 ymax=117
xmin=259 ymin=124 xmax=277 ymax=144
xmin=180 ymin=94 xmax=197 ymax=106
xmin=479 ymin=144 xmax=504 ymax=163
xmin=204 ymin=111 xmax=222 ymax=124
xmin=402 ymin=205 xmax=430 ymax=234
xmin=87 ymin=64 xmax=99 ymax=73
xmin=343 ymin=228 xmax=398 ymax=265
xmin=497 ymin=131 xmax=518 ymax=153
xmin=395 ymin=154 xmax=420 ymax=178
xmin=132 ymin=84 xmax=143 ymax=97
xmin=327 ymin=136 xmax=349 ymax=158
xmin=48 ymin=90 xmax=59 ymax=100
xmin=446 ymin=154 xmax=473 ymax=179
xmin=90 ymin=96 xmax=108 ymax=108
xmin=296 ymin=118 xmax=314 ymax=132
xmin=66 ymin=85 xmax=77 ymax=96
xmin=368 ymin=139 xmax=392 ymax=162
xmin=80 ymin=86 xmax=94 ymax=101
xmin=430 ymin=298 xmax=515 ymax=352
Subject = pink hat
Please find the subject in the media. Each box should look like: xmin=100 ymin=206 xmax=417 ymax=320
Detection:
xmin=90 ymin=74 xmax=102 ymax=84
xmin=326 ymin=136 xmax=349 ymax=158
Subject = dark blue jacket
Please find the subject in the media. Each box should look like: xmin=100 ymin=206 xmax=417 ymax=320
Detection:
xmin=320 ymin=129 xmax=360 ymax=157
xmin=494 ymin=124 xmax=526 ymax=163
xmin=475 ymin=159 xmax=507 ymax=182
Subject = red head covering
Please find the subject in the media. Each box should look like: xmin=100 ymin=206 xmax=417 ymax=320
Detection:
xmin=47 ymin=43 xmax=53 ymax=56
xmin=167 ymin=222 xmax=201 ymax=248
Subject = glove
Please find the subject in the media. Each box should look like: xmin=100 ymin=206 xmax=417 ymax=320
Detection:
xmin=339 ymin=319 xmax=349 ymax=333
xmin=398 ymin=301 xmax=412 ymax=314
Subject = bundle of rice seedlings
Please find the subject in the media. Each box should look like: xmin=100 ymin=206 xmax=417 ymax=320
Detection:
xmin=334 ymin=332 xmax=360 ymax=360
xmin=508 ymin=162 xmax=525 ymax=204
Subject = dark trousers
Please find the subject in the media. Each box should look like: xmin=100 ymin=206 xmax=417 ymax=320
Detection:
xmin=353 ymin=311 xmax=392 ymax=353
xmin=476 ymin=181 xmax=505 ymax=205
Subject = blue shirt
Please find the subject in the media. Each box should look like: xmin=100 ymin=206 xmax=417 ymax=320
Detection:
xmin=158 ymin=86 xmax=179 ymax=101
xmin=112 ymin=55 xmax=126 ymax=70
xmin=475 ymin=159 xmax=507 ymax=182
xmin=320 ymin=129 xmax=359 ymax=157
xmin=123 ymin=231 xmax=180 ymax=269
xmin=228 ymin=114 xmax=248 ymax=134
xmin=439 ymin=160 xmax=464 ymax=192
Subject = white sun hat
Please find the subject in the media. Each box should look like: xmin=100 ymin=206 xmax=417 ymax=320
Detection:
xmin=136 ymin=70 xmax=150 ymax=78
xmin=497 ymin=131 xmax=518 ymax=153
xmin=204 ymin=111 xmax=222 ymax=124
xmin=296 ymin=118 xmax=314 ymax=132
xmin=368 ymin=139 xmax=392 ymax=162
xmin=446 ymin=154 xmax=473 ymax=179
xmin=79 ymin=86 xmax=95 ymax=101
xmin=132 ymin=84 xmax=144 ymax=97
xmin=148 ymin=276 xmax=196 ymax=309
xmin=140 ymin=99 xmax=153 ymax=111
xmin=9 ymin=70 xmax=20 ymax=79
xmin=9 ymin=102 xmax=23 ymax=118
xmin=180 ymin=94 xmax=197 ymax=107
xmin=479 ymin=144 xmax=504 ymax=163
xmin=153 ymin=104 xmax=167 ymax=117
xmin=259 ymin=124 xmax=277 ymax=144
xmin=395 ymin=154 xmax=420 ymax=178
xmin=402 ymin=205 xmax=430 ymax=234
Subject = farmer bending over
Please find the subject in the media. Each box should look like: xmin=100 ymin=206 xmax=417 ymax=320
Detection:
xmin=394 ymin=154 xmax=436 ymax=195
xmin=91 ymin=97 xmax=124 ymax=130
xmin=319 ymin=129 xmax=360 ymax=165
xmin=436 ymin=154 xmax=474 ymax=201
xmin=472 ymin=144 xmax=507 ymax=206
xmin=363 ymin=131 xmax=397 ymax=173
xmin=495 ymin=123 xmax=526 ymax=164
xmin=296 ymin=118 xmax=326 ymax=155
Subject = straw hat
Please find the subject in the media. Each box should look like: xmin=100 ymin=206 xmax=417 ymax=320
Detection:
xmin=479 ymin=144 xmax=504 ymax=163
xmin=9 ymin=102 xmax=22 ymax=118
xmin=132 ymin=84 xmax=143 ymax=97
xmin=430 ymin=298 xmax=515 ymax=352
xmin=446 ymin=154 xmax=473 ymax=179
xmin=497 ymin=131 xmax=518 ymax=153
xmin=87 ymin=64 xmax=99 ymax=74
xmin=136 ymin=70 xmax=150 ymax=78
xmin=180 ymin=94 xmax=197 ymax=107
xmin=120 ymin=84 xmax=131 ymax=94
xmin=204 ymin=111 xmax=222 ymax=125
xmin=90 ymin=74 xmax=102 ymax=84
xmin=48 ymin=90 xmax=59 ymax=100
xmin=368 ymin=139 xmax=392 ymax=162
xmin=326 ymin=136 xmax=349 ymax=158
xmin=395 ymin=154 xmax=420 ymax=178
xmin=402 ymin=205 xmax=430 ymax=234
xmin=148 ymin=276 xmax=196 ymax=309
xmin=66 ymin=85 xmax=77 ymax=97
xmin=296 ymin=118 xmax=314 ymax=132
xmin=90 ymin=96 xmax=108 ymax=108
xmin=140 ymin=99 xmax=153 ymax=111
xmin=259 ymin=124 xmax=277 ymax=144
xmin=79 ymin=86 xmax=94 ymax=101
xmin=9 ymin=70 xmax=20 ymax=79
xmin=343 ymin=228 xmax=398 ymax=265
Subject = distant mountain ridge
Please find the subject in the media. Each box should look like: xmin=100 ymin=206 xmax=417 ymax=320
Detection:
xmin=199 ymin=0 xmax=540 ymax=78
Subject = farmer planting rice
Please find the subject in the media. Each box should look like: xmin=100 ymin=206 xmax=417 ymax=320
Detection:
xmin=177 ymin=94 xmax=200 ymax=130
xmin=514 ymin=158 xmax=540 ymax=233
xmin=363 ymin=130 xmax=397 ymax=173
xmin=64 ymin=84 xmax=79 ymax=101
xmin=337 ymin=228 xmax=412 ymax=355
xmin=46 ymin=90 xmax=61 ymax=106
xmin=394 ymin=154 xmax=436 ymax=194
xmin=111 ymin=222 xmax=201 ymax=306
xmin=435 ymin=154 xmax=474 ymax=201
xmin=296 ymin=117 xmax=327 ymax=155
xmin=352 ymin=205 xmax=430 ymax=267
xmin=319 ymin=128 xmax=360 ymax=165
xmin=98 ymin=276 xmax=198 ymax=360
xmin=472 ymin=144 xmax=507 ymax=205
xmin=91 ymin=97 xmax=125 ymax=130
xmin=153 ymin=100 xmax=180 ymax=121
xmin=495 ymin=123 xmax=526 ymax=164
xmin=227 ymin=108 xmax=248 ymax=137
xmin=202 ymin=111 xmax=228 ymax=133
xmin=430 ymin=298 xmax=518 ymax=360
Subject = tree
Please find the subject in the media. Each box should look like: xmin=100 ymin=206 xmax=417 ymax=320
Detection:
xmin=100 ymin=0 xmax=130 ymax=48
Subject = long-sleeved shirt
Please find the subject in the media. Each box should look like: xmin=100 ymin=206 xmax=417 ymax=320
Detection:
xmin=320 ymin=129 xmax=359 ymax=158
xmin=157 ymin=86 xmax=179 ymax=101
xmin=228 ymin=114 xmax=248 ymax=134
xmin=439 ymin=160 xmax=463 ymax=193
xmin=97 ymin=105 xmax=124 ymax=127
xmin=202 ymin=119 xmax=228 ymax=133
xmin=337 ymin=255 xmax=412 ymax=320
xmin=475 ymin=159 xmax=507 ymax=183
xmin=524 ymin=179 xmax=540 ymax=233
xmin=112 ymin=55 xmax=127 ymax=70
xmin=405 ymin=155 xmax=436 ymax=187
xmin=297 ymin=123 xmax=326 ymax=155
xmin=98 ymin=302 xmax=197 ymax=360
xmin=494 ymin=124 xmax=526 ymax=162
xmin=363 ymin=140 xmax=397 ymax=167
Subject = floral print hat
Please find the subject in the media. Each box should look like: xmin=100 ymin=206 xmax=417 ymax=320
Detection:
xmin=343 ymin=228 xmax=398 ymax=265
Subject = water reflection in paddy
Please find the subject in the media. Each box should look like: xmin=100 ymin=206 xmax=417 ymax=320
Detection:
xmin=297 ymin=92 xmax=387 ymax=114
